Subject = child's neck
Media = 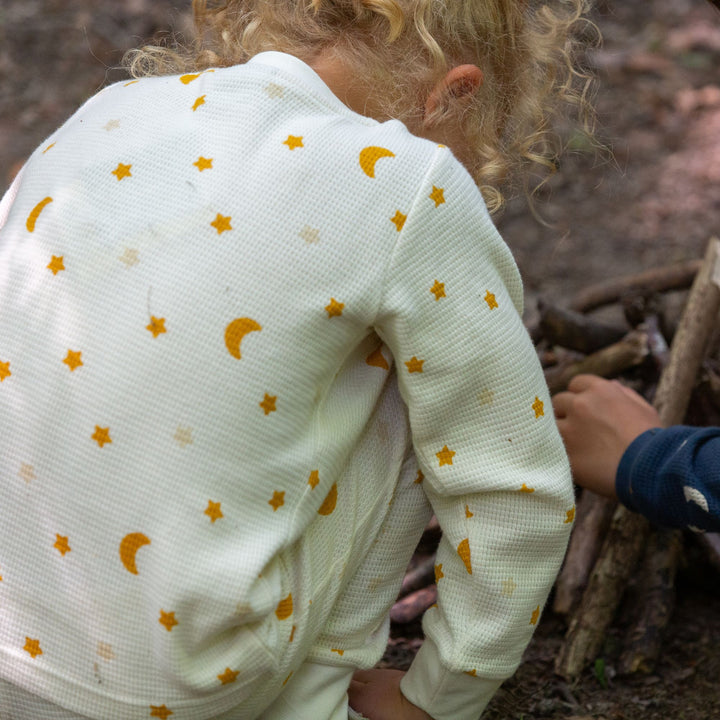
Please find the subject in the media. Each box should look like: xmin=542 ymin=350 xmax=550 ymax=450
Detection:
xmin=308 ymin=50 xmax=389 ymax=123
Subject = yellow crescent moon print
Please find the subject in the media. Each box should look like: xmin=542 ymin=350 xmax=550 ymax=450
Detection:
xmin=119 ymin=533 xmax=151 ymax=575
xmin=457 ymin=538 xmax=472 ymax=574
xmin=275 ymin=593 xmax=293 ymax=620
xmin=317 ymin=483 xmax=338 ymax=515
xmin=179 ymin=70 xmax=214 ymax=84
xmin=224 ymin=318 xmax=262 ymax=359
xmin=26 ymin=197 xmax=53 ymax=232
xmin=359 ymin=147 xmax=395 ymax=178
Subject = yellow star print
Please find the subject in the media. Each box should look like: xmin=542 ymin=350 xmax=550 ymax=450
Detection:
xmin=501 ymin=578 xmax=517 ymax=597
xmin=92 ymin=425 xmax=112 ymax=448
xmin=150 ymin=705 xmax=173 ymax=719
xmin=478 ymin=388 xmax=495 ymax=406
xmin=430 ymin=280 xmax=445 ymax=300
xmin=484 ymin=290 xmax=498 ymax=309
xmin=118 ymin=247 xmax=139 ymax=267
xmin=204 ymin=500 xmax=224 ymax=523
xmin=192 ymin=95 xmax=206 ymax=111
xmin=308 ymin=470 xmax=320 ymax=489
xmin=366 ymin=347 xmax=389 ymax=370
xmin=283 ymin=135 xmax=304 ymax=150
xmin=23 ymin=637 xmax=43 ymax=659
xmin=390 ymin=210 xmax=406 ymax=232
xmin=519 ymin=483 xmax=535 ymax=493
xmin=19 ymin=463 xmax=36 ymax=483
xmin=97 ymin=642 xmax=115 ymax=660
xmin=218 ymin=667 xmax=240 ymax=685
xmin=211 ymin=213 xmax=232 ymax=234
xmin=325 ymin=298 xmax=344 ymax=318
xmin=146 ymin=316 xmax=166 ymax=338
xmin=532 ymin=396 xmax=544 ymax=419
xmin=414 ymin=469 xmax=424 ymax=484
xmin=565 ymin=506 xmax=576 ymax=524
xmin=265 ymin=83 xmax=285 ymax=98
xmin=269 ymin=490 xmax=285 ymax=511
xmin=429 ymin=186 xmax=445 ymax=207
xmin=47 ymin=255 xmax=65 ymax=275
xmin=54 ymin=534 xmax=71 ymax=556
xmin=0 ymin=360 xmax=11 ymax=382
xmin=299 ymin=225 xmax=320 ymax=244
xmin=465 ymin=504 xmax=474 ymax=518
xmin=174 ymin=426 xmax=193 ymax=447
xmin=530 ymin=605 xmax=541 ymax=625
xmin=193 ymin=156 xmax=213 ymax=171
xmin=434 ymin=563 xmax=444 ymax=583
xmin=111 ymin=163 xmax=132 ymax=181
xmin=159 ymin=610 xmax=178 ymax=632
xmin=259 ymin=393 xmax=277 ymax=415
xmin=436 ymin=445 xmax=455 ymax=466
xmin=404 ymin=356 xmax=424 ymax=373
xmin=63 ymin=349 xmax=83 ymax=371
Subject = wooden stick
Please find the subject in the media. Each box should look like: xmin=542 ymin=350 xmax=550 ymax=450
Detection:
xmin=554 ymin=506 xmax=650 ymax=679
xmin=390 ymin=585 xmax=437 ymax=624
xmin=697 ymin=533 xmax=720 ymax=574
xmin=618 ymin=527 xmax=683 ymax=675
xmin=569 ymin=260 xmax=701 ymax=314
xmin=398 ymin=554 xmax=437 ymax=599
xmin=553 ymin=491 xmax=617 ymax=616
xmin=555 ymin=238 xmax=720 ymax=680
xmin=544 ymin=329 xmax=649 ymax=395
xmin=653 ymin=238 xmax=720 ymax=422
xmin=537 ymin=298 xmax=627 ymax=354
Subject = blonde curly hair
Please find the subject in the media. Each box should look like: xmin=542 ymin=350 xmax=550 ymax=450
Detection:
xmin=125 ymin=0 xmax=597 ymax=212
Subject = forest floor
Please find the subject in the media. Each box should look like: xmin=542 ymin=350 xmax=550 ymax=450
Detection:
xmin=2 ymin=0 xmax=720 ymax=718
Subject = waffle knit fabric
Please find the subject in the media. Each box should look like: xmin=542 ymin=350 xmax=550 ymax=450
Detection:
xmin=0 ymin=51 xmax=575 ymax=719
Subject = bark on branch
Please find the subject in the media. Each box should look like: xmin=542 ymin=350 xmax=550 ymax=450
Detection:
xmin=569 ymin=260 xmax=701 ymax=314
xmin=544 ymin=329 xmax=649 ymax=394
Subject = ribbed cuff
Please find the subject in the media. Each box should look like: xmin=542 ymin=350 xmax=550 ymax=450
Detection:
xmin=399 ymin=639 xmax=503 ymax=720
xmin=615 ymin=427 xmax=662 ymax=512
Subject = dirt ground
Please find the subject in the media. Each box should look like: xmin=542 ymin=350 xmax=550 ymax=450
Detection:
xmin=2 ymin=1 xmax=720 ymax=718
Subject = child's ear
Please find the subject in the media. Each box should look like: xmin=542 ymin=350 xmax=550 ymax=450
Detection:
xmin=423 ymin=64 xmax=483 ymax=126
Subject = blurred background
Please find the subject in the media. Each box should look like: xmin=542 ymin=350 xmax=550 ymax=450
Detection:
xmin=2 ymin=0 xmax=719 ymax=317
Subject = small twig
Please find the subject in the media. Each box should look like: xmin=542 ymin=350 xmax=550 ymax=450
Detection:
xmin=570 ymin=260 xmax=701 ymax=313
xmin=537 ymin=297 xmax=627 ymax=354
xmin=390 ymin=585 xmax=437 ymax=624
xmin=544 ymin=328 xmax=649 ymax=394
xmin=398 ymin=554 xmax=437 ymax=599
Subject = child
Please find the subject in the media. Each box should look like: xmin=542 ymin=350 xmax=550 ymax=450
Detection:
xmin=0 ymin=1 xmax=593 ymax=718
xmin=552 ymin=374 xmax=720 ymax=533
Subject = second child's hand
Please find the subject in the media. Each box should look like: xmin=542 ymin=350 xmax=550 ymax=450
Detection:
xmin=552 ymin=374 xmax=661 ymax=496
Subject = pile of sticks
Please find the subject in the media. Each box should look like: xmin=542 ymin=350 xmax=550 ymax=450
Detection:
xmin=390 ymin=237 xmax=720 ymax=680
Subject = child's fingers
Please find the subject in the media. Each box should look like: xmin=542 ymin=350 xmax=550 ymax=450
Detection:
xmin=565 ymin=373 xmax=604 ymax=393
xmin=551 ymin=392 xmax=571 ymax=419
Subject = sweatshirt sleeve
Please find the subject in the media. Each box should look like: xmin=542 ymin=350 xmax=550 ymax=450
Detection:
xmin=374 ymin=147 xmax=575 ymax=720
xmin=616 ymin=425 xmax=720 ymax=533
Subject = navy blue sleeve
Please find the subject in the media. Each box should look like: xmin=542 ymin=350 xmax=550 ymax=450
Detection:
xmin=616 ymin=425 xmax=720 ymax=533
